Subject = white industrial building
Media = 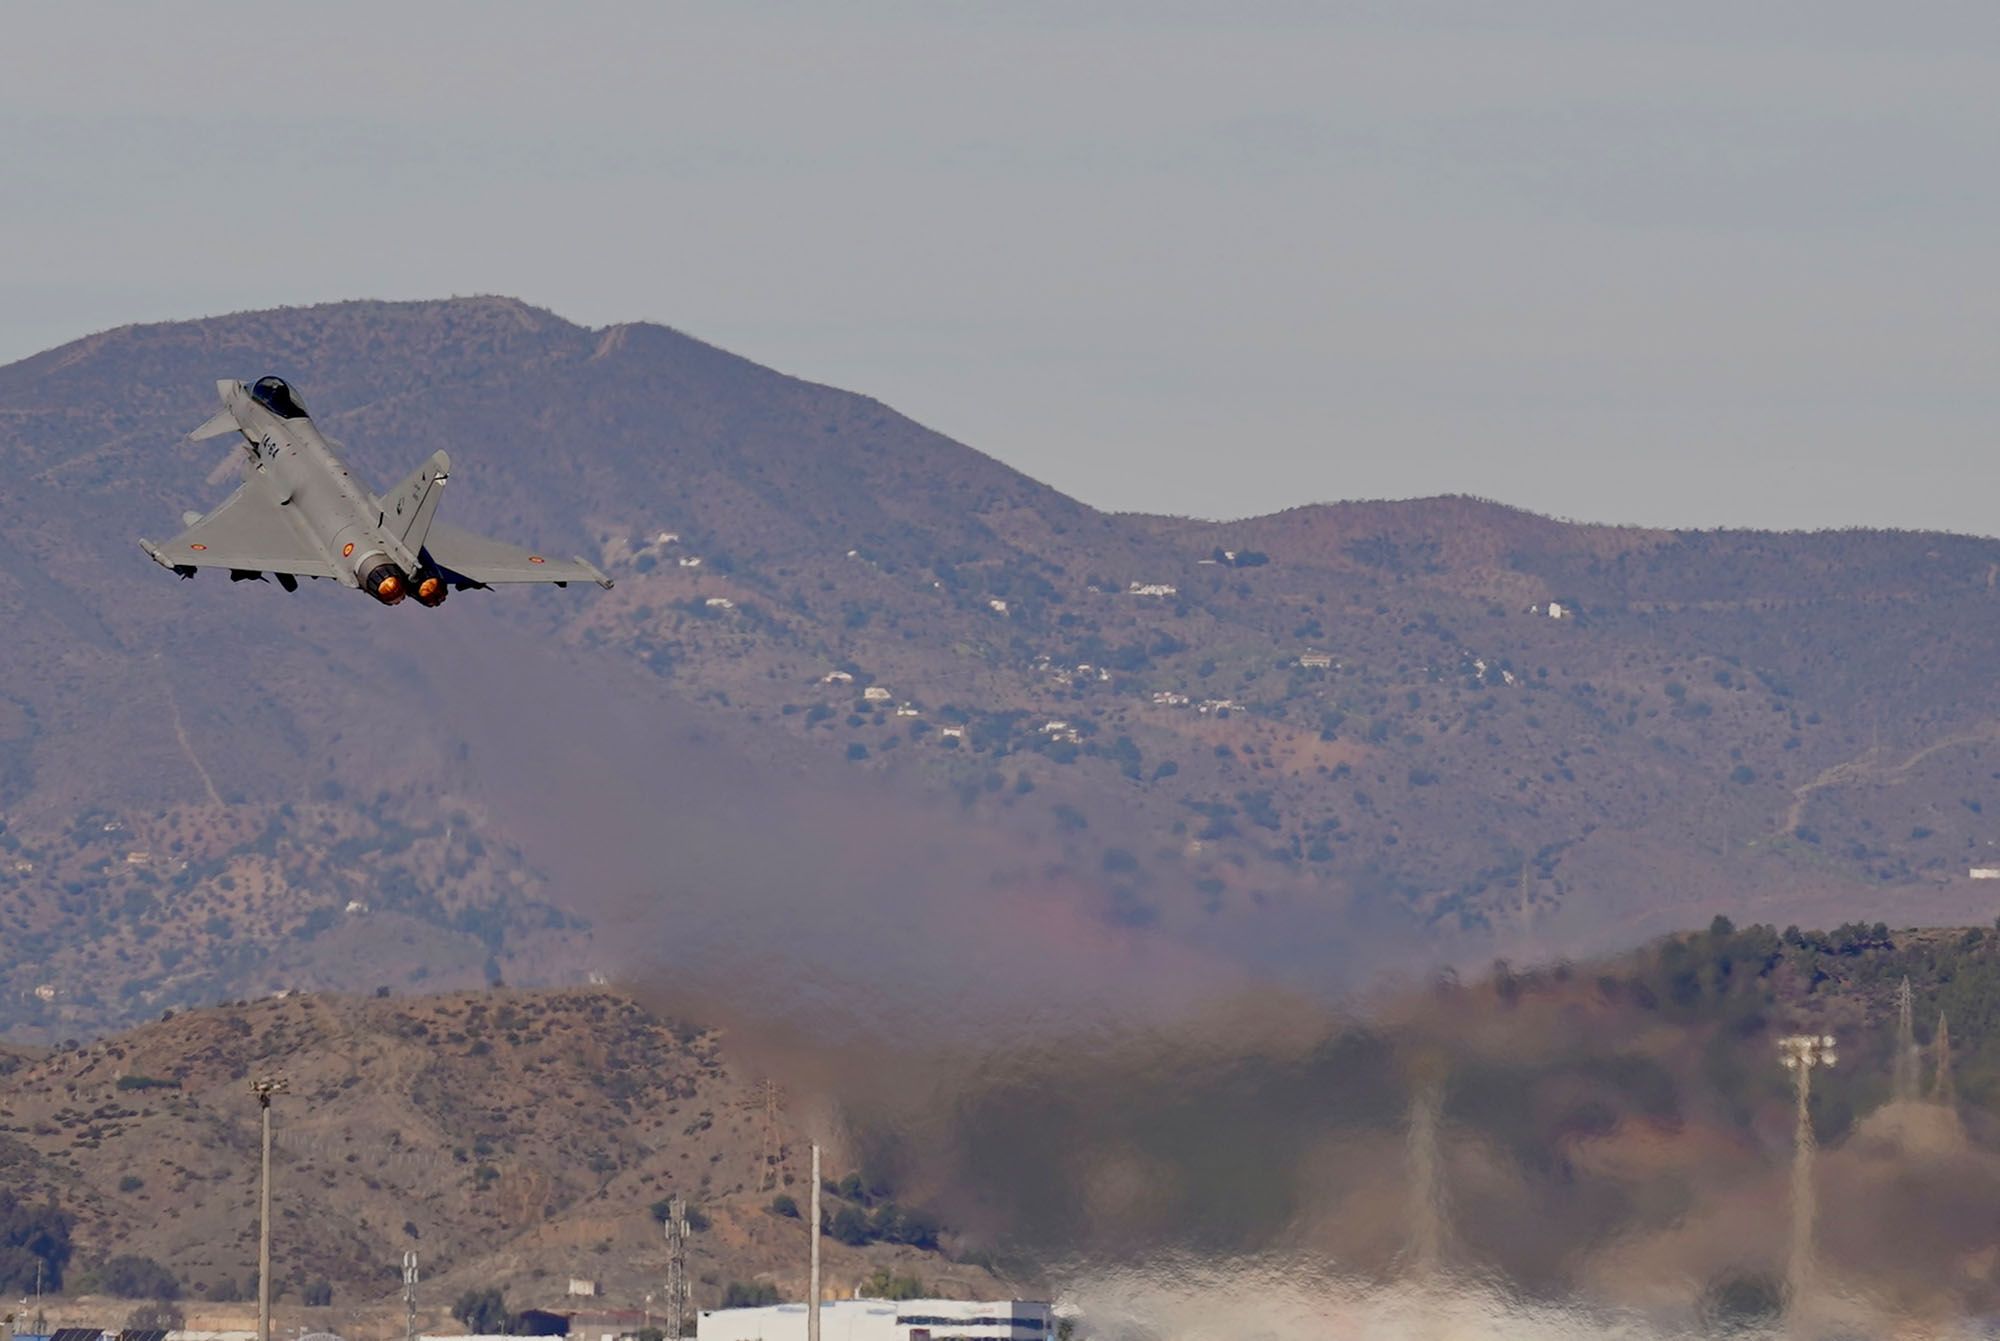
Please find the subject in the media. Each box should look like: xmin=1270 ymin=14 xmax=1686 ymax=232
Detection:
xmin=696 ymin=1299 xmax=1051 ymax=1341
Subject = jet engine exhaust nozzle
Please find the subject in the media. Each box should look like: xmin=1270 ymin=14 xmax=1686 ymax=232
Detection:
xmin=362 ymin=563 xmax=407 ymax=606
xmin=414 ymin=574 xmax=448 ymax=607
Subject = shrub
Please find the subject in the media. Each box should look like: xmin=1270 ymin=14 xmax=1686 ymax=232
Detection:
xmin=125 ymin=1302 xmax=184 ymax=1331
xmin=452 ymin=1287 xmax=510 ymax=1333
xmin=720 ymin=1282 xmax=781 ymax=1309
xmin=0 ymin=1194 xmax=71 ymax=1292
xmin=96 ymin=1253 xmax=179 ymax=1300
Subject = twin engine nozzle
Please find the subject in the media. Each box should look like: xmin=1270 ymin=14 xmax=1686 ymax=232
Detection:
xmin=360 ymin=561 xmax=448 ymax=607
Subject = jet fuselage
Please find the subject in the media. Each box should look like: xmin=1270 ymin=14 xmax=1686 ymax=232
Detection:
xmin=218 ymin=377 xmax=436 ymax=604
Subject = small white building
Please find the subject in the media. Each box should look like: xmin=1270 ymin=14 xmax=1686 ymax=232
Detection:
xmin=1546 ymin=601 xmax=1569 ymax=619
xmin=1152 ymin=691 xmax=1189 ymax=707
xmin=705 ymin=596 xmax=736 ymax=610
xmin=697 ymin=1299 xmax=1051 ymax=1341
xmin=894 ymin=704 xmax=922 ymax=718
xmin=863 ymin=686 xmax=894 ymax=702
xmin=679 ymin=556 xmax=705 ymax=568
xmin=987 ymin=598 xmax=1009 ymax=615
xmin=939 ymin=726 xmax=965 ymax=740
xmin=1971 ymin=867 xmax=2000 ymax=880
xmin=568 ymin=1278 xmax=602 ymax=1298
xmin=1128 ymin=582 xmax=1178 ymax=598
xmin=1297 ymin=652 xmax=1334 ymax=669
xmin=822 ymin=671 xmax=855 ymax=684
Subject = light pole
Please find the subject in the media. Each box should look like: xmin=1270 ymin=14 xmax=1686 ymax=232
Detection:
xmin=251 ymin=1075 xmax=289 ymax=1341
xmin=1777 ymin=1034 xmax=1835 ymax=1316
xmin=808 ymin=1144 xmax=821 ymax=1341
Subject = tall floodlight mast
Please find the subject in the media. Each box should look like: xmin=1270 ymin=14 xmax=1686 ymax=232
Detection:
xmin=809 ymin=1145 xmax=822 ymax=1341
xmin=251 ymin=1075 xmax=289 ymax=1341
xmin=1776 ymin=1033 xmax=1835 ymax=1319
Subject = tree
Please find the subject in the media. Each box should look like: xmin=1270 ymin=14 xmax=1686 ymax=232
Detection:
xmin=453 ymin=1287 xmax=512 ymax=1334
xmin=768 ymin=1194 xmax=799 ymax=1219
xmin=829 ymin=1205 xmax=872 ymax=1246
xmin=859 ymin=1268 xmax=925 ymax=1301
xmin=720 ymin=1282 xmax=780 ymax=1309
xmin=96 ymin=1254 xmax=179 ymax=1300
xmin=303 ymin=1279 xmax=333 ymax=1306
xmin=0 ymin=1193 xmax=72 ymax=1293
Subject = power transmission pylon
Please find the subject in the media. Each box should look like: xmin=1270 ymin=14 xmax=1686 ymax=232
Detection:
xmin=736 ymin=1080 xmax=786 ymax=1191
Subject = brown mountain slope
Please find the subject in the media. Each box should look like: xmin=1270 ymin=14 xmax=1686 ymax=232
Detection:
xmin=4 ymin=298 xmax=2000 ymax=1037
xmin=0 ymin=987 xmax=1002 ymax=1312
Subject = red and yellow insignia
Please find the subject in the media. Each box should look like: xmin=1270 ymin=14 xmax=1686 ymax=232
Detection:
xmin=189 ymin=543 xmax=207 ymax=551
xmin=529 ymin=556 xmax=545 ymax=564
xmin=342 ymin=543 xmax=355 ymax=557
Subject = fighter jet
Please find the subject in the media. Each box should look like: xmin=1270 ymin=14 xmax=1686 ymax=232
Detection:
xmin=141 ymin=377 xmax=612 ymax=605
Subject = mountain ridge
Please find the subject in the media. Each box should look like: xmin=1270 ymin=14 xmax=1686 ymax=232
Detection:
xmin=3 ymin=296 xmax=1999 ymax=1039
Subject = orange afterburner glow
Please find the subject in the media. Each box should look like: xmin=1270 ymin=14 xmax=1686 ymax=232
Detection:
xmin=376 ymin=575 xmax=402 ymax=600
xmin=416 ymin=576 xmax=446 ymax=606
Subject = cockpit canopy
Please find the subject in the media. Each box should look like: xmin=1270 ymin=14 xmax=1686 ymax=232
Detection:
xmin=250 ymin=375 xmax=309 ymax=420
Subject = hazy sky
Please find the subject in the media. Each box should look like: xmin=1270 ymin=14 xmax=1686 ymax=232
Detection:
xmin=4 ymin=2 xmax=1997 ymax=532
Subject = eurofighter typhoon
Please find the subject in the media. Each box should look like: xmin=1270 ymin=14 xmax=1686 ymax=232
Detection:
xmin=141 ymin=377 xmax=612 ymax=605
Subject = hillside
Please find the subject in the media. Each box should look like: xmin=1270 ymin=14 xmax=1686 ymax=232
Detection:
xmin=10 ymin=927 xmax=2000 ymax=1331
xmin=0 ymin=987 xmax=1005 ymax=1315
xmin=4 ymin=297 xmax=2000 ymax=1035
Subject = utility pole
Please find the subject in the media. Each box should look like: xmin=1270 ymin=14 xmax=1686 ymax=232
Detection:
xmin=663 ymin=1196 xmax=689 ymax=1341
xmin=251 ymin=1075 xmax=289 ymax=1341
xmin=808 ymin=1144 xmax=821 ymax=1341
xmin=402 ymin=1251 xmax=418 ymax=1341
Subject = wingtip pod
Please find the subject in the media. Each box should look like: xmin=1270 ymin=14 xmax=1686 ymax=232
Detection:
xmin=576 ymin=557 xmax=615 ymax=590
xmin=138 ymin=538 xmax=181 ymax=575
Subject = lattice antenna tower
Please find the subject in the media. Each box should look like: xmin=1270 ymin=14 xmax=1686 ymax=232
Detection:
xmin=664 ymin=1195 xmax=691 ymax=1341
xmin=403 ymin=1251 xmax=418 ymax=1341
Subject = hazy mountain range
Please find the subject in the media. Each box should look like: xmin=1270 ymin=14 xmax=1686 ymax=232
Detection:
xmin=3 ymin=296 xmax=1999 ymax=1038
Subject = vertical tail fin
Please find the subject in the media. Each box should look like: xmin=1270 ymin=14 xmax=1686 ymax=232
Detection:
xmin=379 ymin=450 xmax=451 ymax=551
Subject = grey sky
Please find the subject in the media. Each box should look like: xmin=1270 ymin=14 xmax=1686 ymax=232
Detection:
xmin=4 ymin=2 xmax=1997 ymax=533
